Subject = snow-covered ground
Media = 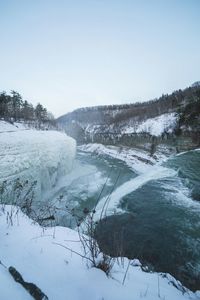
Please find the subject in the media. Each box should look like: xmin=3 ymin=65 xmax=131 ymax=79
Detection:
xmin=0 ymin=121 xmax=76 ymax=207
xmin=0 ymin=120 xmax=29 ymax=132
xmin=0 ymin=205 xmax=199 ymax=300
xmin=123 ymin=113 xmax=177 ymax=136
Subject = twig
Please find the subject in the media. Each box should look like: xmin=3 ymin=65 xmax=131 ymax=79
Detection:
xmin=122 ymin=260 xmax=131 ymax=285
xmin=52 ymin=242 xmax=94 ymax=264
xmin=0 ymin=260 xmax=7 ymax=269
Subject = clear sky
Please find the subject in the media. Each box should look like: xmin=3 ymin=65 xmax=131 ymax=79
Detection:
xmin=0 ymin=0 xmax=200 ymax=117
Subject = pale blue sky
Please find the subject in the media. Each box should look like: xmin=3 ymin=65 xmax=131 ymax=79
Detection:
xmin=0 ymin=0 xmax=200 ymax=117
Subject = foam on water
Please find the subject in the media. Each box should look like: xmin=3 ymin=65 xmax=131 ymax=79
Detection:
xmin=94 ymin=165 xmax=177 ymax=220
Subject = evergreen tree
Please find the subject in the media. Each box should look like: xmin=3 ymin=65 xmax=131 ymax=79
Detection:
xmin=21 ymin=100 xmax=34 ymax=121
xmin=0 ymin=90 xmax=54 ymax=126
xmin=10 ymin=90 xmax=23 ymax=121
xmin=0 ymin=92 xmax=9 ymax=119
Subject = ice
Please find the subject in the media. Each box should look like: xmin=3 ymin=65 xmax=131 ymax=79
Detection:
xmin=44 ymin=159 xmax=110 ymax=227
xmin=0 ymin=128 xmax=76 ymax=205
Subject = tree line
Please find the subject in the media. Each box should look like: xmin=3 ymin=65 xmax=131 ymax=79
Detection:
xmin=177 ymin=89 xmax=200 ymax=133
xmin=0 ymin=90 xmax=55 ymax=126
xmin=58 ymin=84 xmax=200 ymax=126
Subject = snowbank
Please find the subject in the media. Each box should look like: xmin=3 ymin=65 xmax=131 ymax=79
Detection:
xmin=0 ymin=205 xmax=198 ymax=300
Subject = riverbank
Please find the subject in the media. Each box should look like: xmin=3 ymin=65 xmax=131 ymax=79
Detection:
xmin=78 ymin=143 xmax=172 ymax=174
xmin=0 ymin=205 xmax=198 ymax=300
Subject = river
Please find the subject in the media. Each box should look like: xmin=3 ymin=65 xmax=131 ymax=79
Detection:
xmin=49 ymin=148 xmax=200 ymax=291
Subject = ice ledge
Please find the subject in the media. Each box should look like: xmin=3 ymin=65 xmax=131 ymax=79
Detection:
xmin=0 ymin=130 xmax=76 ymax=203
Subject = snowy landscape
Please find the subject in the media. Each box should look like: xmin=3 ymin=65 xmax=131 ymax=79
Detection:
xmin=1 ymin=2 xmax=200 ymax=299
xmin=0 ymin=119 xmax=200 ymax=300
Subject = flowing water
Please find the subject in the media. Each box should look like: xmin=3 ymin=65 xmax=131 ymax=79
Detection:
xmin=49 ymin=149 xmax=200 ymax=290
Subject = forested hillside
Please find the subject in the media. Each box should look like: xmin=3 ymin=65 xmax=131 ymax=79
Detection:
xmin=57 ymin=83 xmax=200 ymax=151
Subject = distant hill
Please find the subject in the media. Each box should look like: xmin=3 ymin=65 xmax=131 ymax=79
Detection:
xmin=57 ymin=83 xmax=200 ymax=151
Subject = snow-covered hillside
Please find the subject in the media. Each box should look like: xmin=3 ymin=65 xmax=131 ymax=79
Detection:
xmin=123 ymin=113 xmax=177 ymax=136
xmin=0 ymin=206 xmax=198 ymax=300
xmin=57 ymin=110 xmax=179 ymax=149
xmin=0 ymin=121 xmax=76 ymax=207
xmin=57 ymin=84 xmax=200 ymax=149
xmin=83 ymin=113 xmax=177 ymax=137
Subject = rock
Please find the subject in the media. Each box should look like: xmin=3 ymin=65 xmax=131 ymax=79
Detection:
xmin=9 ymin=266 xmax=48 ymax=300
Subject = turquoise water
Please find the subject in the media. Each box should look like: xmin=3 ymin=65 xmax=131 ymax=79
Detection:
xmin=75 ymin=150 xmax=200 ymax=291
xmin=46 ymin=149 xmax=200 ymax=290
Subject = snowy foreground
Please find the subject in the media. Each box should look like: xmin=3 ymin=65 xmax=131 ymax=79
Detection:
xmin=0 ymin=206 xmax=199 ymax=300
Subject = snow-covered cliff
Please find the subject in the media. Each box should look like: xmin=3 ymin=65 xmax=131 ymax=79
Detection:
xmin=0 ymin=121 xmax=76 ymax=207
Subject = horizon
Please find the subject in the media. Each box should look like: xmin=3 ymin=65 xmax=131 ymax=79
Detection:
xmin=1 ymin=0 xmax=200 ymax=117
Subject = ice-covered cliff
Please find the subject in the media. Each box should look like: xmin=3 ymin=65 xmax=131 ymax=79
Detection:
xmin=0 ymin=121 xmax=76 ymax=207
